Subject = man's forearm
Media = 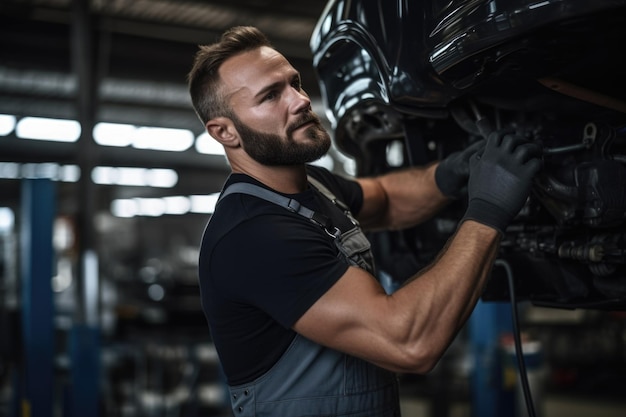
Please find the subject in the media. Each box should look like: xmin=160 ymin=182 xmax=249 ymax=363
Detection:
xmin=358 ymin=163 xmax=450 ymax=231
xmin=389 ymin=220 xmax=500 ymax=372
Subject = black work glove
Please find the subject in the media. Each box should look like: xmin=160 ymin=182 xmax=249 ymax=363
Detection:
xmin=462 ymin=131 xmax=542 ymax=235
xmin=435 ymin=139 xmax=485 ymax=199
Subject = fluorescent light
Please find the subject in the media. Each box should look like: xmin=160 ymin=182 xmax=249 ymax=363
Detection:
xmin=94 ymin=122 xmax=197 ymax=152
xmin=21 ymin=162 xmax=58 ymax=179
xmin=133 ymin=126 xmax=194 ymax=151
xmin=0 ymin=162 xmax=79 ymax=181
xmin=110 ymin=193 xmax=218 ymax=217
xmin=58 ymin=165 xmax=81 ymax=182
xmin=146 ymin=168 xmax=178 ymax=188
xmin=0 ymin=162 xmax=20 ymax=179
xmin=16 ymin=116 xmax=81 ymax=142
xmin=111 ymin=199 xmax=138 ymax=218
xmin=92 ymin=166 xmax=178 ymax=188
xmin=110 ymin=197 xmax=168 ymax=217
xmin=91 ymin=166 xmax=115 ymax=185
xmin=93 ymin=122 xmax=135 ymax=146
xmin=114 ymin=167 xmax=146 ymax=186
xmin=136 ymin=198 xmax=166 ymax=217
xmin=0 ymin=114 xmax=16 ymax=136
xmin=195 ymin=132 xmax=225 ymax=155
xmin=163 ymin=196 xmax=191 ymax=215
xmin=190 ymin=194 xmax=220 ymax=214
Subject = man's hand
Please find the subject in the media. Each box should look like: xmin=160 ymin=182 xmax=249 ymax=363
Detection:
xmin=435 ymin=139 xmax=485 ymax=199
xmin=462 ymin=131 xmax=542 ymax=235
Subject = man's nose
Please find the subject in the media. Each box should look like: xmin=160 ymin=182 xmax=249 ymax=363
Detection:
xmin=289 ymin=88 xmax=311 ymax=113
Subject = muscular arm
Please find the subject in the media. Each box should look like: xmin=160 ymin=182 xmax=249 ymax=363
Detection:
xmin=293 ymin=219 xmax=499 ymax=374
xmin=295 ymin=130 xmax=540 ymax=374
xmin=356 ymin=163 xmax=450 ymax=231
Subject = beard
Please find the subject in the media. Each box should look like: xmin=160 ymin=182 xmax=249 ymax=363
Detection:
xmin=230 ymin=111 xmax=331 ymax=166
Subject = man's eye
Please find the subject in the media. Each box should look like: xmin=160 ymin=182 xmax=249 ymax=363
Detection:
xmin=292 ymin=79 xmax=302 ymax=90
xmin=263 ymin=91 xmax=277 ymax=101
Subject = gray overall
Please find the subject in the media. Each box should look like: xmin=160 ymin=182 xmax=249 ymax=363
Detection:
xmin=219 ymin=177 xmax=401 ymax=417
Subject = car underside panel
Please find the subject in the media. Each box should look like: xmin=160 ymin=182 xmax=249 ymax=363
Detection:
xmin=311 ymin=0 xmax=626 ymax=310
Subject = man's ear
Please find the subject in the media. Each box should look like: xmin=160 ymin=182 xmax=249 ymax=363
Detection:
xmin=206 ymin=117 xmax=240 ymax=148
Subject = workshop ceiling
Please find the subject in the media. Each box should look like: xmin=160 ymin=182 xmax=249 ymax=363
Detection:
xmin=0 ymin=0 xmax=328 ymax=133
xmin=0 ymin=0 xmax=332 ymax=207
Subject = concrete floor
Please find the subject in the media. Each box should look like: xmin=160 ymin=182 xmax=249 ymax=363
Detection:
xmin=399 ymin=396 xmax=626 ymax=417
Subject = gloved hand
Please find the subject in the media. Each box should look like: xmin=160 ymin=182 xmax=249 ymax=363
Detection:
xmin=435 ymin=139 xmax=485 ymax=199
xmin=462 ymin=131 xmax=542 ymax=235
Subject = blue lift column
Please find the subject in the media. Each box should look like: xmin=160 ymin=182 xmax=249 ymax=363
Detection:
xmin=469 ymin=299 xmax=515 ymax=417
xmin=19 ymin=178 xmax=55 ymax=417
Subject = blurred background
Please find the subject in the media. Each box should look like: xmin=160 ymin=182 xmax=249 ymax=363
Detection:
xmin=0 ymin=1 xmax=625 ymax=417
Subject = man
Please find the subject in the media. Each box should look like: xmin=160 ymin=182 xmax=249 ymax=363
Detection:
xmin=188 ymin=26 xmax=541 ymax=417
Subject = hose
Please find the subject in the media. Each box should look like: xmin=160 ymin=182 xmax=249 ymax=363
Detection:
xmin=495 ymin=258 xmax=537 ymax=417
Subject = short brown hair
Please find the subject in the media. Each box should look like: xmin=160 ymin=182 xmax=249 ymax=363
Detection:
xmin=188 ymin=26 xmax=272 ymax=125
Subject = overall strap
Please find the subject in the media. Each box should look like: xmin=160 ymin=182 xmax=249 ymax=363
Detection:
xmin=218 ymin=181 xmax=339 ymax=237
xmin=220 ymin=177 xmax=376 ymax=274
xmin=308 ymin=176 xmax=360 ymax=227
xmin=307 ymin=176 xmax=351 ymax=212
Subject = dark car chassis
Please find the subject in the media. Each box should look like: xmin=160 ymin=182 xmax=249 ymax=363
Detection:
xmin=311 ymin=0 xmax=626 ymax=310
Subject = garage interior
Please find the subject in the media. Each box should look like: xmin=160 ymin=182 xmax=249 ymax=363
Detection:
xmin=1 ymin=0 xmax=625 ymax=416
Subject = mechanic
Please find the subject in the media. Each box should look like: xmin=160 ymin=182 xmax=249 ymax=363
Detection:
xmin=188 ymin=26 xmax=542 ymax=417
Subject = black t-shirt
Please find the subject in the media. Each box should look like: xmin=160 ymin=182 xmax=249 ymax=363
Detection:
xmin=198 ymin=165 xmax=364 ymax=385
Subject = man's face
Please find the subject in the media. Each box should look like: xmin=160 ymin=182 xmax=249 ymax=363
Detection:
xmin=228 ymin=110 xmax=330 ymax=166
xmin=218 ymin=46 xmax=331 ymax=166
